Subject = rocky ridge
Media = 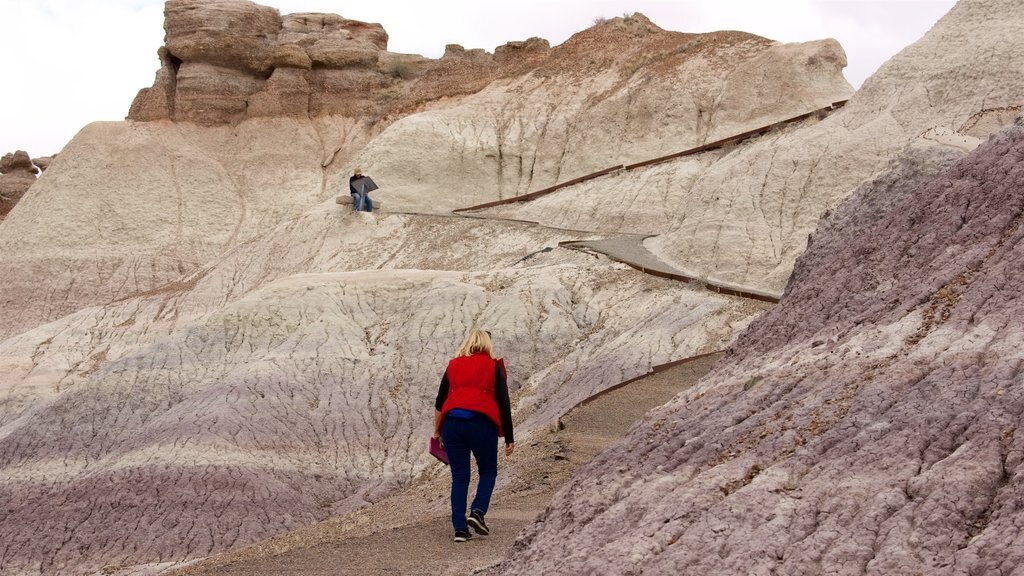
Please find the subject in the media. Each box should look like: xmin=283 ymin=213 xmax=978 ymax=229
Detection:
xmin=2 ymin=0 xmax=1023 ymax=574
xmin=477 ymin=0 xmax=1024 ymax=296
xmin=0 ymin=7 xmax=851 ymax=340
xmin=358 ymin=25 xmax=852 ymax=214
xmin=500 ymin=115 xmax=1024 ymax=575
xmin=128 ymin=0 xmax=554 ymax=126
xmin=130 ymin=0 xmax=394 ymax=123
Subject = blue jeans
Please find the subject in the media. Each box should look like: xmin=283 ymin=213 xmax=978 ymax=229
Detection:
xmin=351 ymin=192 xmax=373 ymax=212
xmin=441 ymin=413 xmax=498 ymax=531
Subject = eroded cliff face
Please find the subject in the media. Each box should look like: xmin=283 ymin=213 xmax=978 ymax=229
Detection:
xmin=2 ymin=0 xmax=1020 ymax=574
xmin=479 ymin=0 xmax=1024 ymax=297
xmin=360 ymin=23 xmax=852 ymax=213
xmin=501 ymin=117 xmax=1024 ymax=576
xmin=0 ymin=8 xmax=854 ymax=340
xmin=129 ymin=0 xmax=395 ymax=123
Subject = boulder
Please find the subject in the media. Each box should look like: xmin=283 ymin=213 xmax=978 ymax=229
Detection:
xmin=493 ymin=37 xmax=551 ymax=64
xmin=163 ymin=0 xmax=281 ymax=74
xmin=0 ymin=151 xmax=38 ymax=220
xmin=441 ymin=44 xmax=492 ymax=61
xmin=0 ymin=150 xmax=37 ymax=175
xmin=31 ymin=155 xmax=54 ymax=172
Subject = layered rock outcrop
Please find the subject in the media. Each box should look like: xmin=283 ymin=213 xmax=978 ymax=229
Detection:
xmin=5 ymin=0 xmax=1022 ymax=574
xmin=0 ymin=9 xmax=853 ymax=340
xmin=130 ymin=0 xmax=399 ymax=123
xmin=0 ymin=151 xmax=38 ymax=220
xmin=501 ymin=117 xmax=1024 ymax=576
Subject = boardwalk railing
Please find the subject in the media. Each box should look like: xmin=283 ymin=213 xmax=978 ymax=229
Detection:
xmin=561 ymin=350 xmax=725 ymax=417
xmin=453 ymin=100 xmax=847 ymax=214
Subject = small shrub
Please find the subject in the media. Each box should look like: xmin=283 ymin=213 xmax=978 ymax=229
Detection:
xmin=388 ymin=62 xmax=415 ymax=80
xmin=593 ymin=16 xmax=607 ymax=26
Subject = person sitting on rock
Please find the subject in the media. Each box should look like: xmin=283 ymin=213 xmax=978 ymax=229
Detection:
xmin=349 ymin=167 xmax=377 ymax=212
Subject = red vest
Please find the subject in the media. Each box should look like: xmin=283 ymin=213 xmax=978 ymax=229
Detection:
xmin=440 ymin=353 xmax=504 ymax=436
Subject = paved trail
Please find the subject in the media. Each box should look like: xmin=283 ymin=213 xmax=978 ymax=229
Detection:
xmin=173 ymin=353 xmax=723 ymax=576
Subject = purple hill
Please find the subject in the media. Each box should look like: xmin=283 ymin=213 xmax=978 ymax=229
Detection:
xmin=502 ymin=119 xmax=1024 ymax=575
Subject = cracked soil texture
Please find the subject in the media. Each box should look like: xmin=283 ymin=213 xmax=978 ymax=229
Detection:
xmin=2 ymin=1 xmax=1022 ymax=574
xmin=171 ymin=354 xmax=723 ymax=576
xmin=499 ymin=119 xmax=1024 ymax=576
xmin=0 ymin=199 xmax=766 ymax=574
xmin=479 ymin=0 xmax=1024 ymax=296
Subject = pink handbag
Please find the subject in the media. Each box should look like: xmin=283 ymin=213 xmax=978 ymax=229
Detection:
xmin=429 ymin=437 xmax=449 ymax=465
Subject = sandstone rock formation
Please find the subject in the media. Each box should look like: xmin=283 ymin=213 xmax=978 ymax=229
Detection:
xmin=0 ymin=10 xmax=852 ymax=341
xmin=500 ymin=117 xmax=1024 ymax=576
xmin=0 ymin=150 xmax=38 ymax=220
xmin=3 ymin=0 xmax=1022 ymax=574
xmin=130 ymin=0 xmax=395 ymax=123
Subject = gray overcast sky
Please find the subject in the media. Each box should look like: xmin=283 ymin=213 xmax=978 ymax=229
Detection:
xmin=1 ymin=0 xmax=957 ymax=157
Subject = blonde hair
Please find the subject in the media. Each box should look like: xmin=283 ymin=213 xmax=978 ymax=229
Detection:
xmin=455 ymin=328 xmax=495 ymax=358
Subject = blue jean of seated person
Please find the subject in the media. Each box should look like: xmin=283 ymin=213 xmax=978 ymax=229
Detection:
xmin=351 ymin=192 xmax=372 ymax=212
xmin=441 ymin=409 xmax=498 ymax=531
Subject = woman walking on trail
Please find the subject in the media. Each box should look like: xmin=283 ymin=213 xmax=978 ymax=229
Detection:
xmin=433 ymin=329 xmax=515 ymax=542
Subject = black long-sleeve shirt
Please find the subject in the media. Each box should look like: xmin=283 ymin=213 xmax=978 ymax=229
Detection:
xmin=435 ymin=361 xmax=514 ymax=444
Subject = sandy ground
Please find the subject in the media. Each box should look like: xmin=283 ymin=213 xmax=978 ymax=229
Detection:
xmin=172 ymin=353 xmax=723 ymax=576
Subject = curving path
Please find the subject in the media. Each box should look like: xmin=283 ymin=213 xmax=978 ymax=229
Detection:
xmin=443 ymin=105 xmax=853 ymax=303
xmin=171 ymin=94 xmax=823 ymax=575
xmin=171 ymin=353 xmax=724 ymax=576
xmin=561 ymin=237 xmax=781 ymax=303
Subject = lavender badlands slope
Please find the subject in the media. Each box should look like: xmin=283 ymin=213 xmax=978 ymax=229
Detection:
xmin=502 ymin=120 xmax=1024 ymax=575
xmin=0 ymin=256 xmax=761 ymax=574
